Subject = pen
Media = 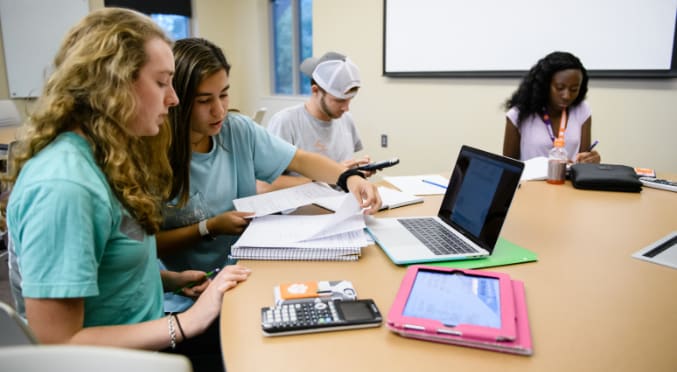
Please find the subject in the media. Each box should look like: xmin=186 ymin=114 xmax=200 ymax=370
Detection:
xmin=421 ymin=179 xmax=447 ymax=190
xmin=588 ymin=140 xmax=599 ymax=152
xmin=174 ymin=268 xmax=220 ymax=294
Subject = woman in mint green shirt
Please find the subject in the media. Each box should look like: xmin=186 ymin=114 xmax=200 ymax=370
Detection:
xmin=4 ymin=8 xmax=249 ymax=372
xmin=157 ymin=38 xmax=382 ymax=314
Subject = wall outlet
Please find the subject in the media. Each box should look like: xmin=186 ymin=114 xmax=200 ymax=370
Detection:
xmin=381 ymin=134 xmax=388 ymax=148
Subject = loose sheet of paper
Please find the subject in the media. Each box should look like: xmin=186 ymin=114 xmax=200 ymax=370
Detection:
xmin=314 ymin=186 xmax=423 ymax=211
xmin=383 ymin=174 xmax=450 ymax=195
xmin=232 ymin=182 xmax=343 ymax=217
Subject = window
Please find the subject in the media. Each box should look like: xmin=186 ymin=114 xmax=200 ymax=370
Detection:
xmin=271 ymin=0 xmax=313 ymax=95
xmin=104 ymin=0 xmax=192 ymax=40
xmin=150 ymin=14 xmax=191 ymax=41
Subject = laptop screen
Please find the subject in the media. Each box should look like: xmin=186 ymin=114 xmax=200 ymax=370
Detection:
xmin=438 ymin=146 xmax=523 ymax=251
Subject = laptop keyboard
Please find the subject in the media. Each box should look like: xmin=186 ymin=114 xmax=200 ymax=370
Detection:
xmin=398 ymin=218 xmax=477 ymax=255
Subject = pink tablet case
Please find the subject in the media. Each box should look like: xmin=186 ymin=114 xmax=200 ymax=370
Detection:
xmin=387 ymin=267 xmax=533 ymax=356
xmin=388 ymin=266 xmax=517 ymax=342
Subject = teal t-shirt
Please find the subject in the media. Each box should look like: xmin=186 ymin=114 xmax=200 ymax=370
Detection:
xmin=161 ymin=112 xmax=296 ymax=312
xmin=8 ymin=132 xmax=164 ymax=326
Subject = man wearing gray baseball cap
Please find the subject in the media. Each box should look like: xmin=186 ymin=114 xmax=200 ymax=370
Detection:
xmin=261 ymin=52 xmax=371 ymax=192
xmin=299 ymin=51 xmax=361 ymax=100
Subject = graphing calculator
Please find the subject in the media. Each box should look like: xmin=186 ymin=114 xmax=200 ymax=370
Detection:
xmin=261 ymin=298 xmax=382 ymax=336
xmin=639 ymin=177 xmax=677 ymax=193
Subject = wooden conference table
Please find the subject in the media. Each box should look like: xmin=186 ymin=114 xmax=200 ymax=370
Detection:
xmin=220 ymin=178 xmax=677 ymax=372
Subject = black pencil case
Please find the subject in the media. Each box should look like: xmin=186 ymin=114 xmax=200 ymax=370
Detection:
xmin=569 ymin=163 xmax=642 ymax=192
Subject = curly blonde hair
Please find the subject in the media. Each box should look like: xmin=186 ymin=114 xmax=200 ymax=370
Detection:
xmin=1 ymin=8 xmax=173 ymax=234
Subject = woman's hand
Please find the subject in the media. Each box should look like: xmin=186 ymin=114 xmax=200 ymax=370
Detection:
xmin=346 ymin=176 xmax=382 ymax=214
xmin=164 ymin=270 xmax=214 ymax=299
xmin=342 ymin=156 xmax=375 ymax=177
xmin=575 ymin=150 xmax=601 ymax=164
xmin=209 ymin=211 xmax=254 ymax=235
xmin=182 ymin=265 xmax=252 ymax=337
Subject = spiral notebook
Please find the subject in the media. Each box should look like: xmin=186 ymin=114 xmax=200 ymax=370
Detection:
xmin=230 ymin=247 xmax=362 ymax=261
xmin=230 ymin=197 xmax=369 ymax=261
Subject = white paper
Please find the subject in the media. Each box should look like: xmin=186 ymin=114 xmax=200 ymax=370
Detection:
xmin=315 ymin=186 xmax=423 ymax=211
xmin=378 ymin=186 xmax=424 ymax=208
xmin=383 ymin=174 xmax=449 ymax=195
xmin=232 ymin=182 xmax=343 ymax=217
xmin=232 ymin=196 xmax=367 ymax=248
xmin=308 ymin=195 xmax=363 ymax=239
xmin=520 ymin=156 xmax=548 ymax=182
xmin=234 ymin=225 xmax=369 ymax=249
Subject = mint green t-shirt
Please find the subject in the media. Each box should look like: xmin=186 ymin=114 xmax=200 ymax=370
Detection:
xmin=161 ymin=112 xmax=296 ymax=312
xmin=8 ymin=132 xmax=163 ymax=326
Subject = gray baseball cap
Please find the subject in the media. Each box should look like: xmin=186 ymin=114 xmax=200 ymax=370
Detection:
xmin=300 ymin=51 xmax=361 ymax=99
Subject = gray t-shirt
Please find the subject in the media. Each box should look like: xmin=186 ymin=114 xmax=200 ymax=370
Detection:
xmin=267 ymin=103 xmax=363 ymax=163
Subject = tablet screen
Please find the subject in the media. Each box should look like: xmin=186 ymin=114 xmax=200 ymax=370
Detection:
xmin=402 ymin=270 xmax=501 ymax=328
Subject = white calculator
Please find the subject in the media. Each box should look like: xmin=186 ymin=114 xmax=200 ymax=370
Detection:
xmin=639 ymin=177 xmax=677 ymax=193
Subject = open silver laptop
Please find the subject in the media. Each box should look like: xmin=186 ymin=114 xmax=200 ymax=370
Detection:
xmin=366 ymin=145 xmax=524 ymax=265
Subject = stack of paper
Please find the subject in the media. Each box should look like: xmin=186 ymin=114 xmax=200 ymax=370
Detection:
xmin=230 ymin=196 xmax=370 ymax=261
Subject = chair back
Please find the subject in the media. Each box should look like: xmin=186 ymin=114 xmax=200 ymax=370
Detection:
xmin=252 ymin=107 xmax=267 ymax=124
xmin=0 ymin=100 xmax=21 ymax=127
xmin=0 ymin=345 xmax=193 ymax=372
xmin=0 ymin=300 xmax=37 ymax=346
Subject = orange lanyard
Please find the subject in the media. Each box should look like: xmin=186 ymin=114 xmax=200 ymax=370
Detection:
xmin=542 ymin=109 xmax=567 ymax=142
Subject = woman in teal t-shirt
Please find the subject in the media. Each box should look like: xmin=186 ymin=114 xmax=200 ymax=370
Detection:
xmin=157 ymin=38 xmax=383 ymax=313
xmin=4 ymin=8 xmax=250 ymax=372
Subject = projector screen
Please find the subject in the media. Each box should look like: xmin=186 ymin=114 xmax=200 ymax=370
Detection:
xmin=383 ymin=0 xmax=677 ymax=78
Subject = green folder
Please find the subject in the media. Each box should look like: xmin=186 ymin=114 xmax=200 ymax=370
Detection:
xmin=415 ymin=237 xmax=538 ymax=269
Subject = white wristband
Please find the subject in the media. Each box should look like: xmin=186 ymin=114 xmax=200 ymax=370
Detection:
xmin=198 ymin=219 xmax=215 ymax=240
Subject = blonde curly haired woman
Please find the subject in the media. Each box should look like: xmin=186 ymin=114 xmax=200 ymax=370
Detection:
xmin=2 ymin=8 xmax=249 ymax=372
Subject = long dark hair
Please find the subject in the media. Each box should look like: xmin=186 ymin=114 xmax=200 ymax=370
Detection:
xmin=504 ymin=51 xmax=588 ymax=125
xmin=168 ymin=38 xmax=231 ymax=206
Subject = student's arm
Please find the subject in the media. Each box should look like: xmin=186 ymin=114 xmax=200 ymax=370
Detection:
xmin=256 ymin=175 xmax=312 ymax=194
xmin=24 ymin=265 xmax=250 ymax=350
xmin=286 ymin=149 xmax=381 ymax=214
xmin=256 ymin=154 xmax=377 ymax=194
xmin=574 ymin=117 xmax=600 ymax=163
xmin=156 ymin=211 xmax=253 ymax=256
xmin=503 ymin=118 xmax=521 ymax=159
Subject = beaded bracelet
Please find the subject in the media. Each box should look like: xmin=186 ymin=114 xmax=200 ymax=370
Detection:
xmin=336 ymin=169 xmax=366 ymax=192
xmin=167 ymin=315 xmax=177 ymax=350
xmin=172 ymin=313 xmax=187 ymax=341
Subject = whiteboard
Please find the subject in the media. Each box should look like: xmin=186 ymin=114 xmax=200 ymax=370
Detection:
xmin=0 ymin=0 xmax=89 ymax=98
xmin=384 ymin=0 xmax=677 ymax=78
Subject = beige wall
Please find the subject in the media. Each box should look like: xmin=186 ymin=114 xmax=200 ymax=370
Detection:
xmin=2 ymin=0 xmax=676 ymax=174
xmin=202 ymin=0 xmax=677 ymax=175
